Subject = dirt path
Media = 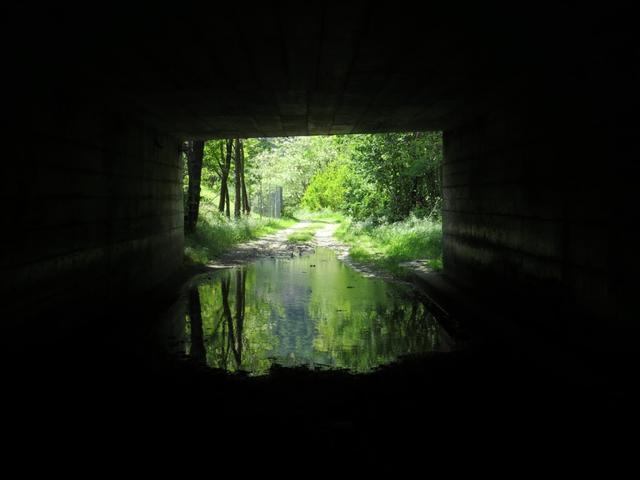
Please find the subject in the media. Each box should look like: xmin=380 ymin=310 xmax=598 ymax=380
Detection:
xmin=208 ymin=221 xmax=401 ymax=282
xmin=208 ymin=220 xmax=316 ymax=268
xmin=314 ymin=223 xmax=399 ymax=282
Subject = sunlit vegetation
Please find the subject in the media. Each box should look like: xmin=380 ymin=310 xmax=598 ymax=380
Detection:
xmin=294 ymin=208 xmax=345 ymax=223
xmin=185 ymin=204 xmax=295 ymax=264
xmin=301 ymin=132 xmax=442 ymax=222
xmin=335 ymin=216 xmax=443 ymax=272
xmin=286 ymin=223 xmax=324 ymax=243
xmin=298 ymin=132 xmax=444 ymax=271
xmin=181 ymin=131 xmax=446 ymax=371
xmin=183 ymin=131 xmax=443 ymax=270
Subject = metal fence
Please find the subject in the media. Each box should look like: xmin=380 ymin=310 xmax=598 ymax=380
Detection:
xmin=253 ymin=186 xmax=283 ymax=218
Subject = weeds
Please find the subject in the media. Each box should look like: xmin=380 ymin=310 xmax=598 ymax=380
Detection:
xmin=294 ymin=208 xmax=345 ymax=223
xmin=185 ymin=206 xmax=296 ymax=264
xmin=335 ymin=215 xmax=443 ymax=272
xmin=286 ymin=223 xmax=324 ymax=243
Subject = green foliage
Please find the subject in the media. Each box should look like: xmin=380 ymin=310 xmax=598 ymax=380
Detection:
xmin=341 ymin=167 xmax=385 ymax=221
xmin=183 ymin=132 xmax=443 ymax=267
xmin=294 ymin=208 xmax=345 ymax=223
xmin=190 ymin=132 xmax=442 ymax=225
xmin=183 ymin=138 xmax=267 ymax=210
xmin=298 ymin=132 xmax=443 ymax=222
xmin=343 ymin=132 xmax=443 ymax=222
xmin=301 ymin=160 xmax=349 ymax=211
xmin=286 ymin=223 xmax=324 ymax=243
xmin=185 ymin=184 xmax=295 ymax=264
xmin=185 ymin=211 xmax=296 ymax=264
xmin=335 ymin=216 xmax=443 ymax=272
xmin=251 ymin=136 xmax=352 ymax=213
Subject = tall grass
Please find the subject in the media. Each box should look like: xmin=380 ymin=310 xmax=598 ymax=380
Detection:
xmin=335 ymin=215 xmax=443 ymax=272
xmin=185 ymin=207 xmax=296 ymax=264
xmin=294 ymin=208 xmax=345 ymax=223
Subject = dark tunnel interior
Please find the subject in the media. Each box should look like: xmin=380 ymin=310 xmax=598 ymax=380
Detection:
xmin=1 ymin=2 xmax=638 ymax=462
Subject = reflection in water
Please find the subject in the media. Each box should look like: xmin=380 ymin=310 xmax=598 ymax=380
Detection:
xmin=183 ymin=247 xmax=451 ymax=374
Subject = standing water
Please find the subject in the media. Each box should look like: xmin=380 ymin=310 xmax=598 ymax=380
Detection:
xmin=172 ymin=247 xmax=452 ymax=374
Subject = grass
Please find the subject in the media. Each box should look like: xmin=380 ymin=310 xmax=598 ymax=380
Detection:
xmin=334 ymin=215 xmax=443 ymax=273
xmin=184 ymin=194 xmax=442 ymax=273
xmin=286 ymin=223 xmax=325 ymax=243
xmin=185 ymin=203 xmax=296 ymax=264
xmin=293 ymin=208 xmax=345 ymax=223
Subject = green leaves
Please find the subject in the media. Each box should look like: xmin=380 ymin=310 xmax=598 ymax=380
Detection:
xmin=301 ymin=160 xmax=349 ymax=210
xmin=300 ymin=132 xmax=443 ymax=222
xmin=196 ymin=131 xmax=442 ymax=224
xmin=343 ymin=132 xmax=443 ymax=221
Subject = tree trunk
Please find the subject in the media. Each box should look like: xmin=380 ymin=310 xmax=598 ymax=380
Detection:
xmin=234 ymin=138 xmax=241 ymax=219
xmin=219 ymin=140 xmax=233 ymax=215
xmin=233 ymin=268 xmax=245 ymax=368
xmin=185 ymin=140 xmax=205 ymax=234
xmin=187 ymin=287 xmax=206 ymax=363
xmin=220 ymin=276 xmax=233 ymax=369
xmin=219 ymin=182 xmax=227 ymax=213
xmin=225 ymin=186 xmax=230 ymax=218
xmin=218 ymin=142 xmax=226 ymax=213
xmin=239 ymin=140 xmax=251 ymax=215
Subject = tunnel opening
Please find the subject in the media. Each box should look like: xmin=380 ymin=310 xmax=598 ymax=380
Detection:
xmin=181 ymin=133 xmax=444 ymax=267
xmin=175 ymin=133 xmax=450 ymax=374
xmin=2 ymin=3 xmax=637 ymax=454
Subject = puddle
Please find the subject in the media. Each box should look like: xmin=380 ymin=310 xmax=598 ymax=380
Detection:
xmin=170 ymin=247 xmax=452 ymax=374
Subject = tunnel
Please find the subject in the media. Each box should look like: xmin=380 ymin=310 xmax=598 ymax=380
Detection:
xmin=1 ymin=3 xmax=638 ymax=456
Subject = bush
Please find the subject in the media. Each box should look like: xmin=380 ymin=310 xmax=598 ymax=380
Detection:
xmin=301 ymin=160 xmax=349 ymax=211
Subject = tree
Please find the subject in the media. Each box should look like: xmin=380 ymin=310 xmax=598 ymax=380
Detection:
xmin=251 ymin=136 xmax=343 ymax=212
xmin=185 ymin=139 xmax=205 ymax=233
xmin=187 ymin=286 xmax=206 ymax=363
xmin=342 ymin=132 xmax=443 ymax=221
xmin=301 ymin=159 xmax=349 ymax=211
xmin=217 ymin=140 xmax=233 ymax=218
xmin=234 ymin=138 xmax=242 ymax=219
xmin=232 ymin=268 xmax=246 ymax=367
xmin=239 ymin=140 xmax=250 ymax=215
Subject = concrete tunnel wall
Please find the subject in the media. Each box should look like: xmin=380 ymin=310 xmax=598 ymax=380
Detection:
xmin=2 ymin=93 xmax=636 ymax=344
xmin=1 ymin=101 xmax=184 ymax=323
xmin=2 ymin=5 xmax=637 ymax=348
xmin=442 ymin=95 xmax=637 ymax=347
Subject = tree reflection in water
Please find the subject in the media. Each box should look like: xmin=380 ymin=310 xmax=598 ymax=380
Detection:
xmin=184 ymin=248 xmax=452 ymax=374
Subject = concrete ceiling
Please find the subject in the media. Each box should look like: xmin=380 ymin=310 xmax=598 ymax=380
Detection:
xmin=7 ymin=3 xmax=632 ymax=139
